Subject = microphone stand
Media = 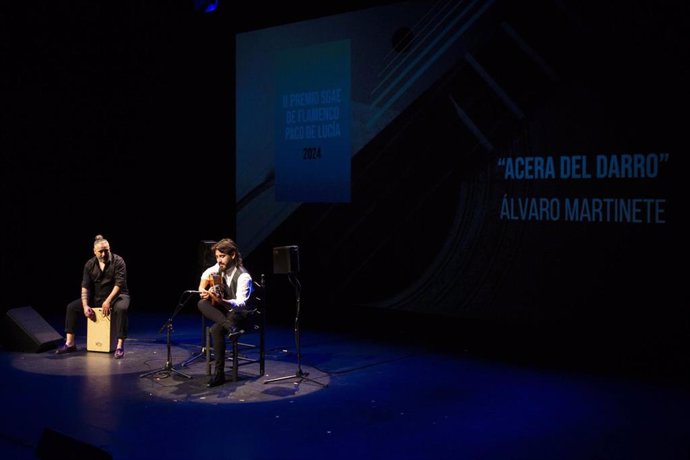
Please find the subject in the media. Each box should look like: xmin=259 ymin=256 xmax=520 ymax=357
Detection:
xmin=179 ymin=291 xmax=211 ymax=368
xmin=264 ymin=273 xmax=325 ymax=387
xmin=139 ymin=291 xmax=195 ymax=379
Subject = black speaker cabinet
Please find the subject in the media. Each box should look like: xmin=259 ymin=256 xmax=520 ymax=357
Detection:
xmin=3 ymin=306 xmax=63 ymax=353
xmin=36 ymin=427 xmax=112 ymax=460
xmin=198 ymin=240 xmax=217 ymax=273
xmin=273 ymin=245 xmax=300 ymax=274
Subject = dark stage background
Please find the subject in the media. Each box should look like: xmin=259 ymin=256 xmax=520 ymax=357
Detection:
xmin=1 ymin=0 xmax=688 ymax=383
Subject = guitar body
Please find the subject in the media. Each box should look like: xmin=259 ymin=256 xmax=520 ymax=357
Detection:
xmin=209 ymin=272 xmax=226 ymax=306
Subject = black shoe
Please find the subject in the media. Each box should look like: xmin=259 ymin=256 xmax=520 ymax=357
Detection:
xmin=55 ymin=344 xmax=77 ymax=355
xmin=207 ymin=372 xmax=225 ymax=388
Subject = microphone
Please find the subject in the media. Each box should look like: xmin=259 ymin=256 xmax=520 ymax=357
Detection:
xmin=184 ymin=290 xmax=202 ymax=294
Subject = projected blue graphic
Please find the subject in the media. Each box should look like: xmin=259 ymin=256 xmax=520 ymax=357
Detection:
xmin=235 ymin=0 xmax=449 ymax=255
xmin=275 ymin=40 xmax=351 ymax=202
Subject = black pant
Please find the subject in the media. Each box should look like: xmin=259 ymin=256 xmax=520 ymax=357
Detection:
xmin=65 ymin=295 xmax=130 ymax=339
xmin=198 ymin=299 xmax=248 ymax=374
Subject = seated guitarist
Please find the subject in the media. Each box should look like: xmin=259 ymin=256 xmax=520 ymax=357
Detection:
xmin=197 ymin=238 xmax=253 ymax=387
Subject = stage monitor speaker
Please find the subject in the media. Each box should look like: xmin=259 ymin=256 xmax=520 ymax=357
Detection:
xmin=36 ymin=427 xmax=112 ymax=460
xmin=273 ymin=245 xmax=300 ymax=274
xmin=3 ymin=306 xmax=63 ymax=353
xmin=198 ymin=240 xmax=217 ymax=274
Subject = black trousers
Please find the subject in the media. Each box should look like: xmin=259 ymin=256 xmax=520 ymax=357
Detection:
xmin=65 ymin=294 xmax=130 ymax=339
xmin=198 ymin=299 xmax=248 ymax=373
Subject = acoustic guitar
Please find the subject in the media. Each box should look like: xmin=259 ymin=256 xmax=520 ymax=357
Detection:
xmin=208 ymin=272 xmax=226 ymax=306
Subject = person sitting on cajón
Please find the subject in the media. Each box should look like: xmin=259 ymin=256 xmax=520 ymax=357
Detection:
xmin=56 ymin=234 xmax=130 ymax=359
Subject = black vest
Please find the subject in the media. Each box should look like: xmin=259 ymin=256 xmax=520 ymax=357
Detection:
xmin=224 ymin=266 xmax=250 ymax=301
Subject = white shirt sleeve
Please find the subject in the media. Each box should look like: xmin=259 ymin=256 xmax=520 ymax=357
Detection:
xmin=228 ymin=272 xmax=253 ymax=309
xmin=200 ymin=264 xmax=220 ymax=281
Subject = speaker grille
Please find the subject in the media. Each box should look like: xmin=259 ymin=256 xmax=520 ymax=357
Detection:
xmin=273 ymin=245 xmax=300 ymax=274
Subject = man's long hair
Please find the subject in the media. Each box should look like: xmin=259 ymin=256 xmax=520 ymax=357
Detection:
xmin=212 ymin=238 xmax=243 ymax=267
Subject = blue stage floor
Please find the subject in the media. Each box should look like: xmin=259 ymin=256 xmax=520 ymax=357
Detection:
xmin=1 ymin=310 xmax=689 ymax=460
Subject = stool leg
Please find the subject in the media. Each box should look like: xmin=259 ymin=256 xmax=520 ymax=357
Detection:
xmin=259 ymin=328 xmax=265 ymax=376
xmin=205 ymin=326 xmax=211 ymax=376
xmin=231 ymin=337 xmax=239 ymax=382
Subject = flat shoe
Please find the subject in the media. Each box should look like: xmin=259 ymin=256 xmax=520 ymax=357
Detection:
xmin=55 ymin=344 xmax=77 ymax=355
xmin=114 ymin=348 xmax=125 ymax=359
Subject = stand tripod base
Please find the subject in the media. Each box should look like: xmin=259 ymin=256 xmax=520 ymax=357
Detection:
xmin=179 ymin=348 xmax=211 ymax=368
xmin=264 ymin=369 xmax=326 ymax=387
xmin=141 ymin=293 xmax=198 ymax=380
xmin=139 ymin=362 xmax=192 ymax=379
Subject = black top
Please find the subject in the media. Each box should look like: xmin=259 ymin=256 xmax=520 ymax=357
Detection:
xmin=81 ymin=253 xmax=129 ymax=306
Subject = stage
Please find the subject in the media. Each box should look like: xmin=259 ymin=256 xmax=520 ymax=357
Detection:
xmin=1 ymin=310 xmax=689 ymax=459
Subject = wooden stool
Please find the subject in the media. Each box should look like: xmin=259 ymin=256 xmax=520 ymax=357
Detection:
xmin=86 ymin=308 xmax=117 ymax=352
